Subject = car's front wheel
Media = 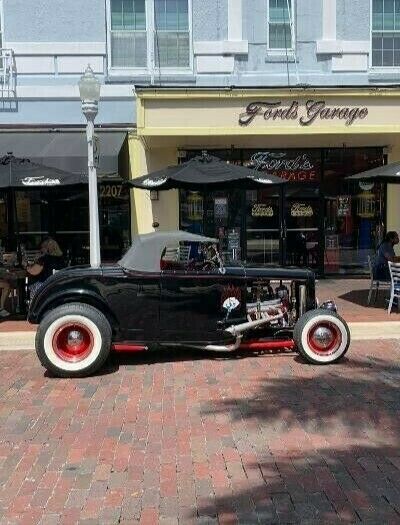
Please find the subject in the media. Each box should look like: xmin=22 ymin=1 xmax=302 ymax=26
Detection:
xmin=294 ymin=309 xmax=350 ymax=365
xmin=36 ymin=303 xmax=111 ymax=378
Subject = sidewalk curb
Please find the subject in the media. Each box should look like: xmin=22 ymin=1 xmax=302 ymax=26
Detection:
xmin=0 ymin=331 xmax=36 ymax=350
xmin=348 ymin=321 xmax=400 ymax=341
xmin=0 ymin=322 xmax=399 ymax=351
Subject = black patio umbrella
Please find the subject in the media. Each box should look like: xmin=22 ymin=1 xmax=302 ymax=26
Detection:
xmin=128 ymin=153 xmax=287 ymax=190
xmin=0 ymin=154 xmax=87 ymax=188
xmin=0 ymin=154 xmax=88 ymax=259
xmin=345 ymin=161 xmax=400 ymax=184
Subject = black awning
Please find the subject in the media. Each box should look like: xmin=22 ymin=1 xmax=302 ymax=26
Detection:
xmin=0 ymin=131 xmax=127 ymax=177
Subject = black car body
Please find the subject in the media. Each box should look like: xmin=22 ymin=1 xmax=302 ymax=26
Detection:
xmin=29 ymin=231 xmax=350 ymax=377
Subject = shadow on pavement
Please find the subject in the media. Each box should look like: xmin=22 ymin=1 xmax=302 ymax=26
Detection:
xmin=111 ymin=346 xmax=296 ymax=368
xmin=195 ymin=355 xmax=400 ymax=522
xmin=338 ymin=288 xmax=389 ymax=310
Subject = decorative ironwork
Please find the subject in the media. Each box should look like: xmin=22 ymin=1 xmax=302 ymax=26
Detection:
xmin=0 ymin=50 xmax=16 ymax=99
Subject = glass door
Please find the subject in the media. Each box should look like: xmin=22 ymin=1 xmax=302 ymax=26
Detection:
xmin=285 ymin=186 xmax=322 ymax=271
xmin=245 ymin=187 xmax=283 ymax=265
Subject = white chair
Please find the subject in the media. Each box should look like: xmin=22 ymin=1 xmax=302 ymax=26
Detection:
xmin=367 ymin=255 xmax=390 ymax=305
xmin=162 ymin=246 xmax=179 ymax=262
xmin=388 ymin=261 xmax=400 ymax=314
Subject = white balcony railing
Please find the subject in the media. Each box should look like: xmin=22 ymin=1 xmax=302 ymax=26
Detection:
xmin=0 ymin=49 xmax=16 ymax=98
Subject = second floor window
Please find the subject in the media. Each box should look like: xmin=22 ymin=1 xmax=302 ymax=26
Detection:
xmin=109 ymin=0 xmax=190 ymax=70
xmin=111 ymin=0 xmax=147 ymax=67
xmin=268 ymin=0 xmax=294 ymax=51
xmin=154 ymin=0 xmax=190 ymax=67
xmin=372 ymin=0 xmax=400 ymax=67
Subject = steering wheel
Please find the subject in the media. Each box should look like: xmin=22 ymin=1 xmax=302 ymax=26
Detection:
xmin=201 ymin=259 xmax=218 ymax=271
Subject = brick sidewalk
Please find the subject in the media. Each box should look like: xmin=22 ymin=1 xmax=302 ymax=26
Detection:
xmin=0 ymin=340 xmax=400 ymax=523
xmin=318 ymin=278 xmax=399 ymax=322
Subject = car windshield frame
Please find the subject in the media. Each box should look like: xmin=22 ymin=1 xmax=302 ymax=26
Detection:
xmin=118 ymin=231 xmax=219 ymax=273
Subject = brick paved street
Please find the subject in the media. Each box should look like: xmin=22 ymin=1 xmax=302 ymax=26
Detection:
xmin=0 ymin=339 xmax=399 ymax=524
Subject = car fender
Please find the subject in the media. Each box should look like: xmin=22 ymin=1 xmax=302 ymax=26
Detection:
xmin=28 ymin=287 xmax=119 ymax=331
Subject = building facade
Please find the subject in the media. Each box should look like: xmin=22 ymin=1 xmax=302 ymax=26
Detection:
xmin=1 ymin=0 xmax=400 ymax=274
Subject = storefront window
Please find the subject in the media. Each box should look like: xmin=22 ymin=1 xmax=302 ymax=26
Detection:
xmin=322 ymin=148 xmax=384 ymax=274
xmin=9 ymin=183 xmax=131 ymax=266
xmin=179 ymin=147 xmax=384 ymax=275
xmin=16 ymin=190 xmax=50 ymax=251
xmin=0 ymin=191 xmax=8 ymax=250
xmin=180 ymin=188 xmax=243 ymax=262
xmin=53 ymin=188 xmax=90 ymax=265
xmin=99 ymin=182 xmax=131 ymax=262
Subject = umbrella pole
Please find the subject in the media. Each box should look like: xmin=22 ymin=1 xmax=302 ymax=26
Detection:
xmin=10 ymin=188 xmax=21 ymax=265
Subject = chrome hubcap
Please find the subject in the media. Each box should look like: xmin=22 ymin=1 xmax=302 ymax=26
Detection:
xmin=67 ymin=330 xmax=84 ymax=347
xmin=311 ymin=326 xmax=334 ymax=349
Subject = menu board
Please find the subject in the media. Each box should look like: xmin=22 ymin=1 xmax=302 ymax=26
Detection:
xmin=337 ymin=195 xmax=351 ymax=217
xmin=227 ymin=228 xmax=240 ymax=250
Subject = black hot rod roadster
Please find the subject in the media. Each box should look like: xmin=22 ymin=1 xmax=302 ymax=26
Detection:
xmin=28 ymin=231 xmax=350 ymax=377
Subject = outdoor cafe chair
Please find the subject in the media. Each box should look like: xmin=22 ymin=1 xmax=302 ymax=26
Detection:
xmin=367 ymin=255 xmax=390 ymax=305
xmin=388 ymin=261 xmax=400 ymax=315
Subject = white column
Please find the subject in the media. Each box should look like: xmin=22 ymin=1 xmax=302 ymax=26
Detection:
xmin=322 ymin=0 xmax=336 ymax=40
xmin=86 ymin=119 xmax=101 ymax=267
xmin=228 ymin=0 xmax=242 ymax=41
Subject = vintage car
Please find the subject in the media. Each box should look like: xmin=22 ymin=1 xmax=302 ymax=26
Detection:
xmin=28 ymin=231 xmax=351 ymax=377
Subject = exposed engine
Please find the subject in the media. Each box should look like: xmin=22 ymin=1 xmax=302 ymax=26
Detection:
xmin=213 ymin=278 xmax=312 ymax=351
xmin=245 ymin=279 xmax=307 ymax=330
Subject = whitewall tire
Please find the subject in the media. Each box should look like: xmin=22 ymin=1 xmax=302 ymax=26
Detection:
xmin=36 ymin=303 xmax=111 ymax=377
xmin=294 ymin=309 xmax=350 ymax=365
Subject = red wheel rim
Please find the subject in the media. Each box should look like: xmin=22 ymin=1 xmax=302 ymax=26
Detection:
xmin=52 ymin=322 xmax=94 ymax=362
xmin=307 ymin=321 xmax=341 ymax=356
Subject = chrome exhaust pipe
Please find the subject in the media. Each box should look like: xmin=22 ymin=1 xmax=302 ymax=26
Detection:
xmin=203 ymin=335 xmax=243 ymax=352
xmin=191 ymin=308 xmax=285 ymax=353
xmin=226 ymin=313 xmax=284 ymax=337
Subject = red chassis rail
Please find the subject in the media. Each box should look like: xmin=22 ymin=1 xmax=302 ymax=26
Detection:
xmin=112 ymin=340 xmax=296 ymax=352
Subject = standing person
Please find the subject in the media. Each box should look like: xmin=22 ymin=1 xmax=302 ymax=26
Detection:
xmin=25 ymin=238 xmax=64 ymax=298
xmin=373 ymin=231 xmax=400 ymax=281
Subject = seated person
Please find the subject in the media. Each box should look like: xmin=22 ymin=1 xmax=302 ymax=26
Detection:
xmin=0 ymin=251 xmax=16 ymax=318
xmin=25 ymin=238 xmax=64 ymax=298
xmin=0 ymin=276 xmax=11 ymax=318
xmin=373 ymin=231 xmax=400 ymax=281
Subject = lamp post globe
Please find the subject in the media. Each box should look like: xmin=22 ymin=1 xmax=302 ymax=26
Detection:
xmin=79 ymin=65 xmax=101 ymax=268
xmin=79 ymin=65 xmax=101 ymax=120
xmin=79 ymin=65 xmax=101 ymax=102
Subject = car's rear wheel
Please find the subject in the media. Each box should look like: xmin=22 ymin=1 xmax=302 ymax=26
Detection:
xmin=36 ymin=303 xmax=111 ymax=378
xmin=294 ymin=309 xmax=350 ymax=365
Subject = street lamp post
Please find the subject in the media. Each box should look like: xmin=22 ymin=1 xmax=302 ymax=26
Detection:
xmin=79 ymin=65 xmax=101 ymax=268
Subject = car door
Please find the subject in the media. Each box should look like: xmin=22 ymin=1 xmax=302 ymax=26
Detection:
xmin=160 ymin=266 xmax=246 ymax=342
xmin=103 ymin=268 xmax=161 ymax=342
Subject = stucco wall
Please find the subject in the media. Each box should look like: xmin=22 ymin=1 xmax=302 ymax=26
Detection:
xmin=337 ymin=0 xmax=370 ymax=41
xmin=0 ymin=0 xmax=395 ymax=126
xmin=192 ymin=0 xmax=228 ymax=41
xmin=0 ymin=99 xmax=135 ymax=126
xmin=4 ymin=0 xmax=105 ymax=42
